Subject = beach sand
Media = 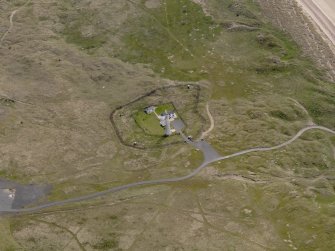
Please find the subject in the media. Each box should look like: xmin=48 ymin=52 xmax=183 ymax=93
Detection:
xmin=296 ymin=0 xmax=335 ymax=46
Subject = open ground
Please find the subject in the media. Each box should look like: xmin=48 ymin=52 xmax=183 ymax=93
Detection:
xmin=0 ymin=0 xmax=334 ymax=250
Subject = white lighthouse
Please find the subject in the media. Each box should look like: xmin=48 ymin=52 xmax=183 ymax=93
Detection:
xmin=164 ymin=116 xmax=172 ymax=136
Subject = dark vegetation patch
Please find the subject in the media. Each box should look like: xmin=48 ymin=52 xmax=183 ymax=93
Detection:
xmin=92 ymin=238 xmax=118 ymax=250
xmin=12 ymin=0 xmax=27 ymax=7
xmin=298 ymin=83 xmax=335 ymax=127
xmin=256 ymin=30 xmax=299 ymax=60
xmin=64 ymin=27 xmax=106 ymax=50
xmin=269 ymin=110 xmax=291 ymax=121
xmin=227 ymin=1 xmax=257 ymax=19
xmin=255 ymin=56 xmax=290 ymax=74
xmin=0 ymin=97 xmax=15 ymax=106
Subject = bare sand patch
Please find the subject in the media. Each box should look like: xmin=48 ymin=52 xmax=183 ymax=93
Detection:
xmin=145 ymin=0 xmax=161 ymax=9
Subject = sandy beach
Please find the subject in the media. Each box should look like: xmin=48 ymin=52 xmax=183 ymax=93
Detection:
xmin=296 ymin=0 xmax=335 ymax=46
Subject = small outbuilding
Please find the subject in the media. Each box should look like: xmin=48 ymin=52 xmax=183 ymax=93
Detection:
xmin=144 ymin=106 xmax=156 ymax=114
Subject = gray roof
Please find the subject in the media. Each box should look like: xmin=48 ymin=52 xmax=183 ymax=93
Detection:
xmin=144 ymin=106 xmax=156 ymax=113
xmin=161 ymin=111 xmax=175 ymax=116
xmin=164 ymin=117 xmax=172 ymax=136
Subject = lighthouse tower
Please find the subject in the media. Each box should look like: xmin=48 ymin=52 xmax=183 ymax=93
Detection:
xmin=164 ymin=116 xmax=172 ymax=136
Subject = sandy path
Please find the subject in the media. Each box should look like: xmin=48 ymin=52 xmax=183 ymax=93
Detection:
xmin=200 ymin=103 xmax=215 ymax=139
xmin=0 ymin=0 xmax=31 ymax=46
xmin=296 ymin=0 xmax=335 ymax=46
xmin=0 ymin=10 xmax=18 ymax=45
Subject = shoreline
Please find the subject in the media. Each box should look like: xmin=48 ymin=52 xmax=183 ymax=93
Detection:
xmin=296 ymin=0 xmax=335 ymax=51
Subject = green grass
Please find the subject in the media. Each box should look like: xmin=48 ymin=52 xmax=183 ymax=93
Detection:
xmin=64 ymin=29 xmax=106 ymax=50
xmin=135 ymin=112 xmax=163 ymax=136
xmin=120 ymin=0 xmax=220 ymax=81
xmin=155 ymin=103 xmax=175 ymax=114
xmin=117 ymin=0 xmax=316 ymax=104
xmin=0 ymin=219 xmax=22 ymax=251
xmin=134 ymin=103 xmax=176 ymax=136
xmin=61 ymin=7 xmax=106 ymax=50
xmin=119 ymin=0 xmax=299 ymax=83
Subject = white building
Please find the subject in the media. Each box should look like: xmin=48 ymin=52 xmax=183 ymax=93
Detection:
xmin=164 ymin=116 xmax=172 ymax=136
xmin=158 ymin=110 xmax=177 ymax=136
xmin=159 ymin=111 xmax=177 ymax=127
xmin=144 ymin=106 xmax=156 ymax=114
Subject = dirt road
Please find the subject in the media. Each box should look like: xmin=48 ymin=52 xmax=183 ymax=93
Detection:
xmin=296 ymin=0 xmax=335 ymax=46
xmin=200 ymin=103 xmax=214 ymax=139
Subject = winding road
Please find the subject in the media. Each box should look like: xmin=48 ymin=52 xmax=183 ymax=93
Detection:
xmin=0 ymin=125 xmax=334 ymax=214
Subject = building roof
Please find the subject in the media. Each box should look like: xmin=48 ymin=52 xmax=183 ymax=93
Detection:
xmin=164 ymin=117 xmax=172 ymax=136
xmin=161 ymin=111 xmax=175 ymax=116
xmin=144 ymin=106 xmax=156 ymax=113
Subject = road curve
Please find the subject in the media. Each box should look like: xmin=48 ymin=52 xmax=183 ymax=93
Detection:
xmin=1 ymin=125 xmax=334 ymax=214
